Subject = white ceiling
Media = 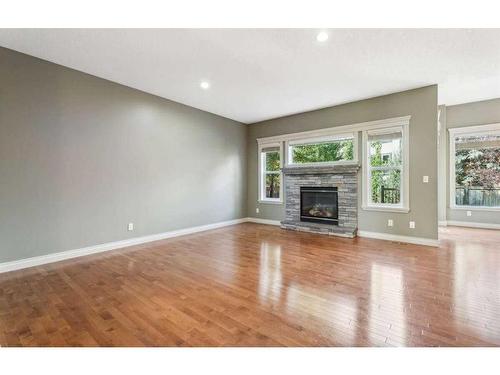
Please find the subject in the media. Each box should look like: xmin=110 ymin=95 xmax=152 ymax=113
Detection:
xmin=1 ymin=29 xmax=500 ymax=124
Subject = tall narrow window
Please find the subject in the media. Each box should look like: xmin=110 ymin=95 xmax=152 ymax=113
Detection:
xmin=259 ymin=143 xmax=282 ymax=203
xmin=363 ymin=125 xmax=409 ymax=212
xmin=449 ymin=124 xmax=500 ymax=209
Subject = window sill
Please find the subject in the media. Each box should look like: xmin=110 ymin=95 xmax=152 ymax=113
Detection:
xmin=258 ymin=199 xmax=283 ymax=205
xmin=450 ymin=205 xmax=500 ymax=212
xmin=362 ymin=205 xmax=410 ymax=213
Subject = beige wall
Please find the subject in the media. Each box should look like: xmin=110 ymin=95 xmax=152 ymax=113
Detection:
xmin=444 ymin=98 xmax=500 ymax=225
xmin=247 ymin=85 xmax=439 ymax=240
xmin=0 ymin=47 xmax=247 ymax=263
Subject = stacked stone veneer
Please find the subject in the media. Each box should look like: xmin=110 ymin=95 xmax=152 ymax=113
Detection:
xmin=281 ymin=164 xmax=360 ymax=237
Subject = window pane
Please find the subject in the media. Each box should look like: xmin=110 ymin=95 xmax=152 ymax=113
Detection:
xmin=291 ymin=138 xmax=354 ymax=164
xmin=369 ymin=132 xmax=402 ymax=167
xmin=370 ymin=169 xmax=401 ymax=204
xmin=454 ymin=134 xmax=500 ymax=207
xmin=265 ymin=173 xmax=280 ymax=199
xmin=264 ymin=151 xmax=280 ymax=172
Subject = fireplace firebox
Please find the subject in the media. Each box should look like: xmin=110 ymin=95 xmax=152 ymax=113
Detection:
xmin=300 ymin=186 xmax=338 ymax=225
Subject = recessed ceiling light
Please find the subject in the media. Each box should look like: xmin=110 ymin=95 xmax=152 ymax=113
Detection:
xmin=316 ymin=31 xmax=329 ymax=42
xmin=200 ymin=81 xmax=210 ymax=90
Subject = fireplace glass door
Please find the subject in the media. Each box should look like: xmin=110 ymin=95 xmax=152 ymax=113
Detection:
xmin=300 ymin=187 xmax=338 ymax=225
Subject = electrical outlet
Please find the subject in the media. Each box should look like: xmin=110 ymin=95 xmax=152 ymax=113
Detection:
xmin=387 ymin=219 xmax=394 ymax=227
xmin=128 ymin=223 xmax=134 ymax=231
xmin=466 ymin=210 xmax=472 ymax=217
xmin=409 ymin=221 xmax=416 ymax=229
xmin=423 ymin=176 xmax=429 ymax=183
xmin=256 ymin=207 xmax=260 ymax=214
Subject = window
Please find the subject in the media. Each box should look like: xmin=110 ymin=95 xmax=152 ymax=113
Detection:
xmin=449 ymin=124 xmax=500 ymax=210
xmin=287 ymin=134 xmax=356 ymax=165
xmin=259 ymin=143 xmax=282 ymax=203
xmin=362 ymin=125 xmax=409 ymax=212
xmin=256 ymin=116 xmax=411 ymax=208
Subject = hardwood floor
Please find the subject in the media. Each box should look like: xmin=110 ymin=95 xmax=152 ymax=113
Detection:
xmin=0 ymin=223 xmax=499 ymax=346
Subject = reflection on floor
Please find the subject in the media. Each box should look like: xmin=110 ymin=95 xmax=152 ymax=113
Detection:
xmin=0 ymin=223 xmax=499 ymax=346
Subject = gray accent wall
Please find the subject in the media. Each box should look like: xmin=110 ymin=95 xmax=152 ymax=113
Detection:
xmin=445 ymin=99 xmax=500 ymax=225
xmin=0 ymin=47 xmax=247 ymax=263
xmin=247 ymin=86 xmax=439 ymax=240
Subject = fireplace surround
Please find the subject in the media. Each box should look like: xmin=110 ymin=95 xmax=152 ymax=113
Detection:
xmin=281 ymin=164 xmax=360 ymax=237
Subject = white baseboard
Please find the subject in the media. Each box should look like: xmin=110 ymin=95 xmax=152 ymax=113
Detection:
xmin=247 ymin=217 xmax=439 ymax=247
xmin=0 ymin=218 xmax=248 ymax=274
xmin=246 ymin=217 xmax=281 ymax=226
xmin=0 ymin=217 xmax=446 ymax=274
xmin=445 ymin=220 xmax=500 ymax=230
xmin=438 ymin=220 xmax=448 ymax=227
xmin=357 ymin=231 xmax=439 ymax=247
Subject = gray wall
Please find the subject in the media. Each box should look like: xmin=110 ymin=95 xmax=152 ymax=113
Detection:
xmin=247 ymin=86 xmax=439 ymax=240
xmin=437 ymin=105 xmax=447 ymax=223
xmin=445 ymin=99 xmax=500 ymax=225
xmin=0 ymin=47 xmax=247 ymax=263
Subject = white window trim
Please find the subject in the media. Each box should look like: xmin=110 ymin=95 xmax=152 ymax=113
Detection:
xmin=362 ymin=123 xmax=410 ymax=213
xmin=256 ymin=116 xmax=412 ymax=209
xmin=256 ymin=115 xmax=411 ymax=144
xmin=448 ymin=122 xmax=500 ymax=212
xmin=258 ymin=141 xmax=283 ymax=204
xmin=285 ymin=132 xmax=358 ymax=167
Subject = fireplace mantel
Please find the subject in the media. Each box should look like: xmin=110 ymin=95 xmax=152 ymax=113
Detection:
xmin=281 ymin=164 xmax=360 ymax=175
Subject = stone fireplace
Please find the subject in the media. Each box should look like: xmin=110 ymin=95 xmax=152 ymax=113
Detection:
xmin=281 ymin=164 xmax=360 ymax=237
